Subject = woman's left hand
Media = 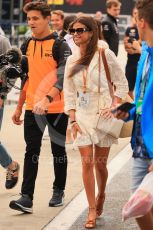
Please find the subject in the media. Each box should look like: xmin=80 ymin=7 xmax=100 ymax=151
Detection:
xmin=100 ymin=108 xmax=114 ymax=119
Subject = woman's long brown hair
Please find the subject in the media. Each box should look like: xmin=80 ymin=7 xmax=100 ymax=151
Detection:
xmin=68 ymin=16 xmax=98 ymax=78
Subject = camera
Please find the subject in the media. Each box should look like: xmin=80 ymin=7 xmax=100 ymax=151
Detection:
xmin=128 ymin=37 xmax=135 ymax=44
xmin=0 ymin=48 xmax=28 ymax=95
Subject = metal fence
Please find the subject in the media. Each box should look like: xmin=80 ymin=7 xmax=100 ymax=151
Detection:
xmin=3 ymin=14 xmax=131 ymax=48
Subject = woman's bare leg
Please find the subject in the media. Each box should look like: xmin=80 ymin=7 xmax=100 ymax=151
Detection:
xmin=94 ymin=145 xmax=110 ymax=216
xmin=79 ymin=145 xmax=96 ymax=222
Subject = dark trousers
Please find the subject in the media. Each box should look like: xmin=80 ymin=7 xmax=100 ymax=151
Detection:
xmin=21 ymin=110 xmax=68 ymax=200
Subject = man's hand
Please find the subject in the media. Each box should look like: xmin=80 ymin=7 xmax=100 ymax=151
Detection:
xmin=132 ymin=40 xmax=141 ymax=54
xmin=33 ymin=97 xmax=49 ymax=115
xmin=124 ymin=37 xmax=136 ymax=54
xmin=113 ymin=109 xmax=129 ymax=120
xmin=12 ymin=107 xmax=23 ymax=125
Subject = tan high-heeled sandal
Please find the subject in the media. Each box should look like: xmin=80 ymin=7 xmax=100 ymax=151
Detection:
xmin=84 ymin=207 xmax=97 ymax=229
xmin=96 ymin=193 xmax=105 ymax=217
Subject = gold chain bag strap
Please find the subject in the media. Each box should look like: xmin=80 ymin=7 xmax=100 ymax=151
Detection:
xmin=95 ymin=48 xmax=124 ymax=139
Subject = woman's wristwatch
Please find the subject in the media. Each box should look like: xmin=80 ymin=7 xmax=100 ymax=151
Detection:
xmin=46 ymin=95 xmax=53 ymax=103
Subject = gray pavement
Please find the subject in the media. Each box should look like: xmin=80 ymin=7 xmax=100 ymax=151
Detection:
xmin=69 ymin=160 xmax=138 ymax=230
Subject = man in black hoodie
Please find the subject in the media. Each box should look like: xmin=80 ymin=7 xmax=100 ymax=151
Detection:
xmin=102 ymin=0 xmax=121 ymax=56
xmin=9 ymin=1 xmax=71 ymax=213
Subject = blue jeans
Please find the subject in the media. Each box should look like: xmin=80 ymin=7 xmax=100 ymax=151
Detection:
xmin=131 ymin=158 xmax=153 ymax=193
xmin=0 ymin=107 xmax=12 ymax=168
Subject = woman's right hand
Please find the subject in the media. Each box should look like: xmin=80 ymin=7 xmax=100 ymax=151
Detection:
xmin=124 ymin=37 xmax=135 ymax=54
xmin=12 ymin=108 xmax=23 ymax=125
xmin=71 ymin=122 xmax=82 ymax=140
xmin=132 ymin=40 xmax=141 ymax=54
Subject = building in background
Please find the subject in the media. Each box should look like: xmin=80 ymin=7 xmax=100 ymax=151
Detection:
xmin=0 ymin=0 xmax=25 ymax=34
xmin=53 ymin=0 xmax=135 ymax=14
xmin=0 ymin=0 xmax=136 ymax=24
xmin=52 ymin=0 xmax=136 ymax=40
xmin=0 ymin=0 xmax=136 ymax=41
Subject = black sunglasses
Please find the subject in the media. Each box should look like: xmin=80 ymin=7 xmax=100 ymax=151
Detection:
xmin=68 ymin=28 xmax=91 ymax=35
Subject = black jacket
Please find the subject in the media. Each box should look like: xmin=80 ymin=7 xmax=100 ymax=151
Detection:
xmin=102 ymin=14 xmax=119 ymax=56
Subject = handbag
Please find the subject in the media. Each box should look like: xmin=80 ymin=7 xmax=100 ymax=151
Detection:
xmin=95 ymin=49 xmax=124 ymax=139
xmin=96 ymin=114 xmax=124 ymax=138
xmin=119 ymin=121 xmax=133 ymax=138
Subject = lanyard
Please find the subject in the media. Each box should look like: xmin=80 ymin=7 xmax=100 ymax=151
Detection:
xmin=140 ymin=54 xmax=150 ymax=99
xmin=82 ymin=68 xmax=88 ymax=93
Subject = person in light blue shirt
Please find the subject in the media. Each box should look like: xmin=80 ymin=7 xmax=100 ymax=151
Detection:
xmin=116 ymin=1 xmax=153 ymax=229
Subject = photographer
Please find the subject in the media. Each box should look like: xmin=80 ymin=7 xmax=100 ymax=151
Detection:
xmin=0 ymin=35 xmax=19 ymax=189
xmin=124 ymin=7 xmax=141 ymax=99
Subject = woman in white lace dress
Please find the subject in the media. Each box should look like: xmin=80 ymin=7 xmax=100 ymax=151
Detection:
xmin=64 ymin=16 xmax=128 ymax=229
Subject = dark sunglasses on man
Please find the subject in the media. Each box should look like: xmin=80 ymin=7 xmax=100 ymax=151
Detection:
xmin=68 ymin=28 xmax=91 ymax=35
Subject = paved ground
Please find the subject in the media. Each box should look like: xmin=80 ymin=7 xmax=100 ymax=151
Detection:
xmin=69 ymin=160 xmax=138 ymax=230
xmin=43 ymin=144 xmax=137 ymax=230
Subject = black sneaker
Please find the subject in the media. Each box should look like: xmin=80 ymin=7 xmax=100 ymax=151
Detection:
xmin=9 ymin=194 xmax=33 ymax=213
xmin=49 ymin=188 xmax=65 ymax=207
xmin=5 ymin=162 xmax=20 ymax=189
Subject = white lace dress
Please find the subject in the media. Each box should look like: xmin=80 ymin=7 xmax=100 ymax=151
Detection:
xmin=64 ymin=47 xmax=128 ymax=147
